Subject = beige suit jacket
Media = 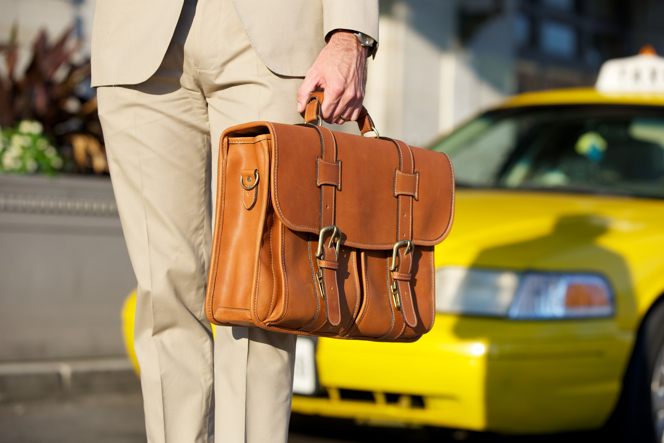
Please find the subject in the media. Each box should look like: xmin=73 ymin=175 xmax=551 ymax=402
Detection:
xmin=91 ymin=0 xmax=379 ymax=87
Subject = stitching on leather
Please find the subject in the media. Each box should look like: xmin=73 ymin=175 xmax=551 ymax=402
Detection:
xmin=324 ymin=246 xmax=341 ymax=327
xmin=207 ymin=137 xmax=229 ymax=322
xmin=243 ymin=188 xmax=257 ymax=210
xmin=332 ymin=262 xmax=341 ymax=328
xmin=215 ymin=307 xmax=250 ymax=316
xmin=353 ymin=252 xmax=370 ymax=329
xmin=267 ymin=122 xmax=318 ymax=232
xmin=391 ymin=272 xmax=412 ymax=280
xmin=274 ymin=222 xmax=289 ymax=323
xmin=253 ymin=229 xmax=264 ymax=325
xmin=408 ymin=190 xmax=413 ymax=240
xmin=342 ymin=249 xmax=362 ymax=336
xmin=351 ymin=250 xmax=361 ymax=320
xmin=379 ymin=255 xmax=396 ymax=339
xmin=403 ymin=273 xmax=416 ymax=327
xmin=228 ymin=136 xmax=271 ymax=144
xmin=268 ymin=124 xmax=452 ymax=246
xmin=393 ymin=169 xmax=418 ymax=199
xmin=406 ymin=142 xmax=415 ymax=173
xmin=301 ymin=236 xmax=320 ymax=330
xmin=316 ymin=158 xmax=342 ymax=190
xmin=268 ymin=216 xmax=276 ymax=319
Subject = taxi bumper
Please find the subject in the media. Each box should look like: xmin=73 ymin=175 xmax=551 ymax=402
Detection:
xmin=291 ymin=314 xmax=633 ymax=434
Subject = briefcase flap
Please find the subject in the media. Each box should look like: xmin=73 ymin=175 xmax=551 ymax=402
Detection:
xmin=225 ymin=122 xmax=455 ymax=250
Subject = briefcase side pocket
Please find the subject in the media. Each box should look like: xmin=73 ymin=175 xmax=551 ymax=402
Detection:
xmin=207 ymin=136 xmax=271 ymax=326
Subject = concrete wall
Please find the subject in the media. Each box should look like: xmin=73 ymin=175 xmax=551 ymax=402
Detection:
xmin=0 ymin=175 xmax=136 ymax=362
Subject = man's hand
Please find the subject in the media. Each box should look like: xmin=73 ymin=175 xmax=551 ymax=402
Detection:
xmin=297 ymin=31 xmax=368 ymax=125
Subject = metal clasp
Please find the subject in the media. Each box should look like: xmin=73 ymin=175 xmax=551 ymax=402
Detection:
xmin=389 ymin=240 xmax=414 ymax=271
xmin=240 ymin=169 xmax=260 ymax=191
xmin=391 ymin=281 xmax=401 ymax=311
xmin=316 ymin=269 xmax=325 ymax=299
xmin=315 ymin=225 xmax=341 ymax=259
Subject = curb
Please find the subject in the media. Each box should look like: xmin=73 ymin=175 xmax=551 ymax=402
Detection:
xmin=0 ymin=358 xmax=140 ymax=404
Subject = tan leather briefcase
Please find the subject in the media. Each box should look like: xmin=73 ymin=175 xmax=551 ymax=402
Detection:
xmin=205 ymin=93 xmax=454 ymax=342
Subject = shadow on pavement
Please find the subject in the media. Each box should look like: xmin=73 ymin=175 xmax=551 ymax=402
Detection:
xmin=289 ymin=413 xmax=611 ymax=442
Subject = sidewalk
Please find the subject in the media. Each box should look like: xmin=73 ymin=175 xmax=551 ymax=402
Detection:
xmin=0 ymin=357 xmax=140 ymax=404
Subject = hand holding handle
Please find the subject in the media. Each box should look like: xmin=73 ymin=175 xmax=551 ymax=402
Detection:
xmin=303 ymin=91 xmax=379 ymax=138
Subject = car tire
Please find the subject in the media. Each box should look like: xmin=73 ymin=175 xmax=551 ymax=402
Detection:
xmin=616 ymin=298 xmax=664 ymax=443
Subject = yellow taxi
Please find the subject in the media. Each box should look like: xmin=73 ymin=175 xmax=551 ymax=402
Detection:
xmin=122 ymin=50 xmax=664 ymax=441
xmin=288 ymin=50 xmax=664 ymax=442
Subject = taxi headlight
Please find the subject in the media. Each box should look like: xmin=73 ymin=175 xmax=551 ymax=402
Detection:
xmin=507 ymin=273 xmax=614 ymax=319
xmin=435 ymin=267 xmax=615 ymax=319
xmin=435 ymin=266 xmax=520 ymax=316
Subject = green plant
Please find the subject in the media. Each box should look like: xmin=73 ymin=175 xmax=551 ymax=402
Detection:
xmin=0 ymin=24 xmax=107 ymax=174
xmin=0 ymin=119 xmax=64 ymax=174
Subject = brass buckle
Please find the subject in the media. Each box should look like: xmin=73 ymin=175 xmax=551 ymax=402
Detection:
xmin=315 ymin=225 xmax=341 ymax=259
xmin=315 ymin=226 xmax=341 ymax=299
xmin=316 ymin=269 xmax=325 ymax=299
xmin=391 ymin=281 xmax=401 ymax=311
xmin=389 ymin=240 xmax=414 ymax=271
xmin=240 ymin=169 xmax=260 ymax=191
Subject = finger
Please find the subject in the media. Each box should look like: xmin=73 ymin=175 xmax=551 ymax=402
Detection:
xmin=333 ymin=104 xmax=361 ymax=126
xmin=331 ymin=89 xmax=361 ymax=123
xmin=347 ymin=103 xmax=363 ymax=122
xmin=320 ymin=82 xmax=344 ymax=123
xmin=297 ymin=73 xmax=320 ymax=114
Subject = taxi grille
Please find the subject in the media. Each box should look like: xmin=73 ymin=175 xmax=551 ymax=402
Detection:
xmin=325 ymin=388 xmax=426 ymax=409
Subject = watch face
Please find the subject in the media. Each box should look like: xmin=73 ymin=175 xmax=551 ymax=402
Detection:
xmin=355 ymin=32 xmax=375 ymax=47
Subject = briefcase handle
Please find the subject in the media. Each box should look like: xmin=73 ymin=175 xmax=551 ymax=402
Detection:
xmin=303 ymin=91 xmax=380 ymax=138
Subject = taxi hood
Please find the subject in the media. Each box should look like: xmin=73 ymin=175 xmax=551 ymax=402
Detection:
xmin=435 ymin=189 xmax=664 ymax=271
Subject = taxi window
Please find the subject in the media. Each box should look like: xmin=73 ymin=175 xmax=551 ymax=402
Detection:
xmin=431 ymin=105 xmax=664 ymax=199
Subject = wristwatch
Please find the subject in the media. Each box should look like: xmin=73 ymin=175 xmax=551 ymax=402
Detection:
xmin=353 ymin=31 xmax=377 ymax=58
xmin=331 ymin=29 xmax=377 ymax=58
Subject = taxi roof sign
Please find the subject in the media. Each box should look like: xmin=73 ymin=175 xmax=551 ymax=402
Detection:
xmin=596 ymin=46 xmax=664 ymax=93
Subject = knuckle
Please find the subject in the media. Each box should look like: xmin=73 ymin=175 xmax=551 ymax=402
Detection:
xmin=327 ymin=83 xmax=344 ymax=96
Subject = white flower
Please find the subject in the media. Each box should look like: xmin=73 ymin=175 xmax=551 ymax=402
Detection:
xmin=10 ymin=134 xmax=30 ymax=148
xmin=36 ymin=138 xmax=48 ymax=150
xmin=18 ymin=120 xmax=43 ymax=135
xmin=2 ymin=152 xmax=22 ymax=171
xmin=51 ymin=157 xmax=63 ymax=169
xmin=45 ymin=146 xmax=57 ymax=157
xmin=26 ymin=158 xmax=38 ymax=173
xmin=2 ymin=152 xmax=12 ymax=169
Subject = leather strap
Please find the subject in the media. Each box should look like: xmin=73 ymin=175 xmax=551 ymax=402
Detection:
xmin=303 ymin=91 xmax=378 ymax=136
xmin=394 ymin=169 xmax=419 ymax=200
xmin=387 ymin=138 xmax=419 ymax=329
xmin=309 ymin=124 xmax=343 ymax=327
xmin=316 ymin=158 xmax=342 ymax=190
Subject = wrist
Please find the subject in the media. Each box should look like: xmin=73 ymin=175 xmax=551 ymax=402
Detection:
xmin=328 ymin=30 xmax=369 ymax=57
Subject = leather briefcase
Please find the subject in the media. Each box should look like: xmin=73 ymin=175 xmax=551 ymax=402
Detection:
xmin=205 ymin=92 xmax=455 ymax=342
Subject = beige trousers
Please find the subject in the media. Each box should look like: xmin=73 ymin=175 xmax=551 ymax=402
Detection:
xmin=97 ymin=0 xmax=301 ymax=441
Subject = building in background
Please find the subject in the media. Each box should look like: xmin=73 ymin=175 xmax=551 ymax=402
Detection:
xmin=2 ymin=0 xmax=664 ymax=146
xmin=366 ymin=0 xmax=664 ymax=146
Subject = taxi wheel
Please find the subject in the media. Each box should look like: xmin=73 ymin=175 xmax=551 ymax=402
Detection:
xmin=617 ymin=298 xmax=664 ymax=443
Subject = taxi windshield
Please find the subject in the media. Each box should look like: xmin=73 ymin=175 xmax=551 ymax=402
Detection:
xmin=431 ymin=105 xmax=664 ymax=199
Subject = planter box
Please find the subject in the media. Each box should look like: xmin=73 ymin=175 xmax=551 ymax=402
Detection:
xmin=0 ymin=174 xmax=136 ymax=362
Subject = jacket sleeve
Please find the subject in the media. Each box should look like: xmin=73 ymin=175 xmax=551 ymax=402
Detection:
xmin=322 ymin=0 xmax=379 ymax=43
